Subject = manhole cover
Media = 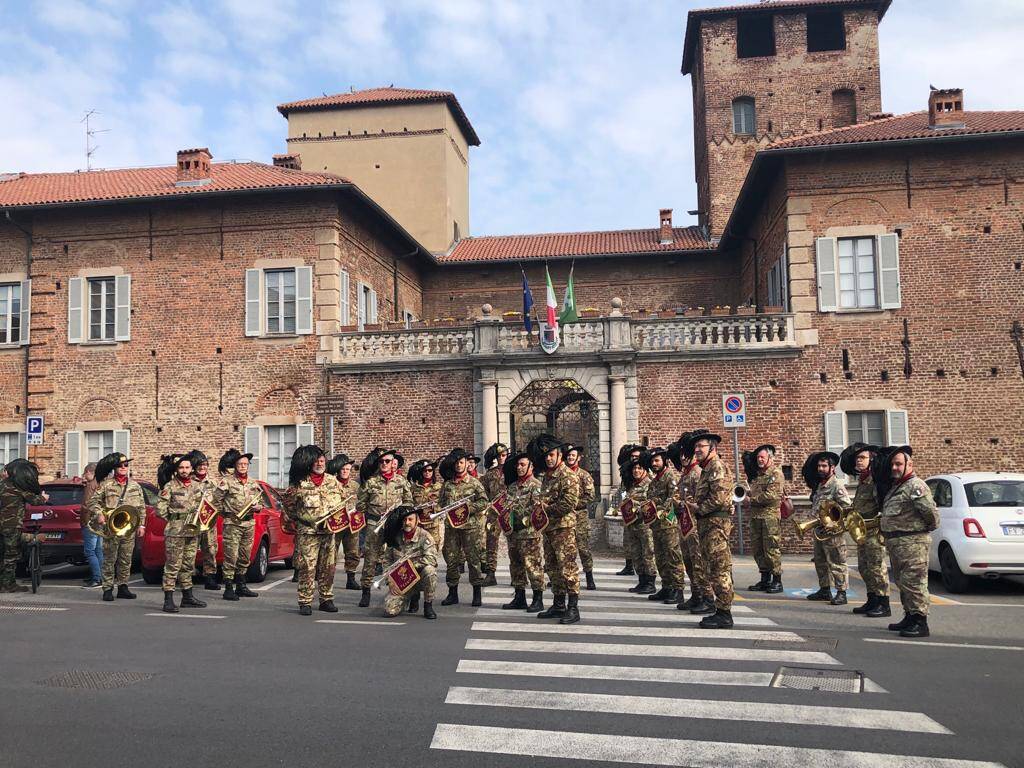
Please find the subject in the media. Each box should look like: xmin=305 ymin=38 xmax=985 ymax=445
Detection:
xmin=754 ymin=635 xmax=839 ymax=652
xmin=37 ymin=671 xmax=154 ymax=690
xmin=772 ymin=666 xmax=863 ymax=693
xmin=0 ymin=603 xmax=63 ymax=613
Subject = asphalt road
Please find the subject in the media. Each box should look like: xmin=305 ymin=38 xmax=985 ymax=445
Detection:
xmin=2 ymin=556 xmax=1022 ymax=768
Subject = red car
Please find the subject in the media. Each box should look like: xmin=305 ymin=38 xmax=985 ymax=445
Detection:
xmin=139 ymin=480 xmax=295 ymax=584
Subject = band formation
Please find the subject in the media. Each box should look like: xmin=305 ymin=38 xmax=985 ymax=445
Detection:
xmin=0 ymin=432 xmax=938 ymax=636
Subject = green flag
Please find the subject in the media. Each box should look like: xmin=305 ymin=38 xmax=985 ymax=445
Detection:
xmin=559 ymin=261 xmax=578 ymax=324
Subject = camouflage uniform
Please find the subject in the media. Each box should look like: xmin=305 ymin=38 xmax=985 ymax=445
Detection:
xmin=412 ymin=480 xmax=443 ymax=556
xmin=0 ymin=480 xmax=45 ymax=589
xmin=881 ymin=476 xmax=939 ymax=616
xmin=570 ymin=466 xmax=596 ymax=572
xmin=332 ymin=479 xmax=360 ymax=574
xmin=383 ymin=527 xmax=438 ymax=617
xmin=157 ymin=477 xmax=205 ymax=591
xmin=648 ymin=466 xmax=685 ymax=590
xmin=357 ymin=473 xmax=414 ymax=590
xmin=504 ymin=475 xmax=543 ymax=591
xmin=85 ymin=477 xmax=146 ymax=590
xmin=214 ymin=473 xmax=262 ymax=582
xmin=620 ymin=478 xmax=655 ymax=577
xmin=480 ymin=466 xmax=506 ymax=573
xmin=194 ymin=474 xmax=218 ymax=581
xmin=440 ymin=474 xmax=489 ymax=587
xmin=747 ymin=465 xmax=785 ymax=577
xmin=678 ymin=461 xmax=709 ymax=598
xmin=811 ymin=475 xmax=852 ymax=590
xmin=693 ymin=454 xmax=734 ymax=610
xmin=286 ymin=474 xmax=345 ymax=606
xmin=852 ymin=475 xmax=889 ymax=597
xmin=541 ymin=462 xmax=581 ymax=595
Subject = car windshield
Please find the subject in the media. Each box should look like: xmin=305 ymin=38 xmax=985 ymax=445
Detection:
xmin=965 ymin=481 xmax=1024 ymax=507
xmin=42 ymin=486 xmax=84 ymax=506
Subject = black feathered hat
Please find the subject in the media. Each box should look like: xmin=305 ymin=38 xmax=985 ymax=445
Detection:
xmin=439 ymin=448 xmax=469 ymax=482
xmin=407 ymin=459 xmax=436 ymax=485
xmin=503 ymin=451 xmax=532 ymax=487
xmin=218 ymin=448 xmax=253 ymax=476
xmin=617 ymin=443 xmax=641 ymax=467
xmin=4 ymin=458 xmax=41 ymax=495
xmin=185 ymin=450 xmax=209 ymax=473
xmin=646 ymin=447 xmax=670 ymax=471
xmin=622 ymin=453 xmax=649 ymax=488
xmin=741 ymin=450 xmax=758 ymax=483
xmin=289 ymin=444 xmax=324 ymax=487
xmin=359 ymin=447 xmax=401 ymax=483
xmin=679 ymin=429 xmax=709 ymax=459
xmin=527 ymin=434 xmax=563 ymax=469
xmin=665 ymin=441 xmax=683 ymax=471
xmin=157 ymin=453 xmax=190 ymax=489
xmin=802 ymin=451 xmax=840 ymax=492
xmin=381 ymin=505 xmax=419 ymax=549
xmin=871 ymin=445 xmax=900 ymax=499
xmin=95 ymin=452 xmax=129 ymax=484
xmin=839 ymin=443 xmax=877 ymax=477
xmin=326 ymin=453 xmax=354 ymax=478
xmin=483 ymin=443 xmax=509 ymax=469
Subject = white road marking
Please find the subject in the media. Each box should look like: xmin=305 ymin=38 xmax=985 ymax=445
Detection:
xmin=472 ymin=607 xmax=775 ymax=626
xmin=255 ymin=576 xmax=293 ymax=592
xmin=457 ymin=660 xmax=776 ymax=687
xmin=429 ymin=725 xmax=1005 ymax=767
xmin=41 ymin=563 xmax=74 ymax=573
xmin=465 ymin=637 xmax=838 ymax=664
xmin=477 ymin=596 xmax=756 ymax=613
xmin=144 ymin=613 xmax=226 ymax=619
xmin=0 ymin=605 xmax=68 ymax=611
xmin=864 ymin=638 xmax=1024 ymax=652
xmin=444 ymin=686 xmax=949 ymax=734
xmin=316 ymin=619 xmax=406 ymax=626
xmin=469 ymin=621 xmax=800 ymax=642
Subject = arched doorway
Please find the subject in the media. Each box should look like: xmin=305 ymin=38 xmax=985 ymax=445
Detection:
xmin=509 ymin=379 xmax=601 ymax=489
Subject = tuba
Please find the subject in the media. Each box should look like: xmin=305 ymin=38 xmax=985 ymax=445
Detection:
xmin=87 ymin=504 xmax=141 ymax=539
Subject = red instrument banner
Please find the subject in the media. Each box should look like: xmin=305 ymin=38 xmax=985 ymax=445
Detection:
xmin=387 ymin=558 xmax=421 ymax=596
xmin=530 ymin=505 xmax=549 ymax=533
xmin=446 ymin=500 xmax=470 ymax=529
xmin=677 ymin=504 xmax=694 ymax=538
xmin=197 ymin=498 xmax=218 ymax=529
xmin=619 ymin=498 xmax=638 ymax=527
xmin=416 ymin=502 xmax=437 ymax=524
xmin=640 ymin=499 xmax=658 ymax=525
xmin=497 ymin=507 xmax=513 ymax=534
xmin=324 ymin=508 xmax=350 ymax=534
xmin=488 ymin=492 xmax=508 ymax=516
xmin=348 ymin=510 xmax=367 ymax=534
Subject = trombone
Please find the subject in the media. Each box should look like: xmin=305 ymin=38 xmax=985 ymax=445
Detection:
xmin=87 ymin=504 xmax=141 ymax=539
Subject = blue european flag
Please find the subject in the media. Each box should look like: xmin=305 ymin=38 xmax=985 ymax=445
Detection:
xmin=522 ymin=271 xmax=534 ymax=332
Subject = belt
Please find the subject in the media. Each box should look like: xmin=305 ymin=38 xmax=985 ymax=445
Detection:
xmin=883 ymin=529 xmax=927 ymax=541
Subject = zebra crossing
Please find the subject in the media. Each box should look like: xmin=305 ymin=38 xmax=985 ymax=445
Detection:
xmin=428 ymin=563 xmax=1007 ymax=767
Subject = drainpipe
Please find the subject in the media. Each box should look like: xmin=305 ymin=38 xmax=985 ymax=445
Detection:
xmin=4 ymin=210 xmax=32 ymax=426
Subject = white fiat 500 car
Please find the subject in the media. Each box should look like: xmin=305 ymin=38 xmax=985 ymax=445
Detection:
xmin=925 ymin=473 xmax=1024 ymax=592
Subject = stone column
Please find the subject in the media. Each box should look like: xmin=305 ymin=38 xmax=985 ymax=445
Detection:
xmin=480 ymin=378 xmax=499 ymax=449
xmin=608 ymin=374 xmax=627 ymax=486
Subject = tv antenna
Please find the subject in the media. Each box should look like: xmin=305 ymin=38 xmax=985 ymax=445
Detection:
xmin=81 ymin=110 xmax=111 ymax=170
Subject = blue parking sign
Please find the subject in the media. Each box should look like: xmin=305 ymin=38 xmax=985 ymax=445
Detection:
xmin=26 ymin=415 xmax=44 ymax=446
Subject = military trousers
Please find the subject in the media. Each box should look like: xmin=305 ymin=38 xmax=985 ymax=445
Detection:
xmin=887 ymin=532 xmax=931 ymax=616
xmin=335 ymin=528 xmax=361 ymax=573
xmin=749 ymin=516 xmax=783 ymax=576
xmin=419 ymin=520 xmax=444 ymax=557
xmin=295 ymin=531 xmax=336 ymax=605
xmin=383 ymin=564 xmax=437 ymax=616
xmin=101 ymin=534 xmax=136 ymax=589
xmin=697 ymin=516 xmax=733 ymax=610
xmin=574 ymin=510 xmax=594 ymax=572
xmin=359 ymin=527 xmax=388 ymax=590
xmin=483 ymin=511 xmax=500 ymax=573
xmin=506 ymin=533 xmax=544 ymax=591
xmin=542 ymin=524 xmax=580 ymax=596
xmin=857 ymin=535 xmax=889 ymax=596
xmin=221 ymin=523 xmax=254 ymax=582
xmin=650 ymin=519 xmax=685 ymax=589
xmin=0 ymin=525 xmax=22 ymax=588
xmin=443 ymin=520 xmax=484 ymax=587
xmin=198 ymin=527 xmax=218 ymax=577
xmin=813 ymin=533 xmax=849 ymax=590
xmin=622 ymin=520 xmax=655 ymax=575
xmin=681 ymin=528 xmax=710 ymax=598
xmin=163 ymin=535 xmax=199 ymax=591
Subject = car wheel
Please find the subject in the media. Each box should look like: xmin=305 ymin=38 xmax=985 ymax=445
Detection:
xmin=142 ymin=567 xmax=162 ymax=585
xmin=939 ymin=544 xmax=972 ymax=593
xmin=246 ymin=539 xmax=269 ymax=583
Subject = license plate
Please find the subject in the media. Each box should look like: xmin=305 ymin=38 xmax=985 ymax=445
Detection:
xmin=43 ymin=532 xmax=64 ymax=541
xmin=1002 ymin=525 xmax=1024 ymax=536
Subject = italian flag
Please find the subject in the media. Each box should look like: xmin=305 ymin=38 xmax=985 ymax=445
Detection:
xmin=544 ymin=264 xmax=559 ymax=331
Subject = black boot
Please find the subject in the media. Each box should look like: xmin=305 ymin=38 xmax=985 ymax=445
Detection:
xmin=888 ymin=612 xmax=914 ymax=632
xmin=648 ymin=585 xmax=670 ymax=601
xmin=559 ymin=594 xmax=581 ymax=625
xmin=765 ymin=573 xmax=783 ymax=594
xmin=181 ymin=588 xmax=207 ymax=608
xmin=680 ymin=592 xmax=702 ymax=610
xmin=408 ymin=594 xmax=420 ymax=613
xmin=290 ymin=570 xmax=298 ymax=582
xmin=699 ymin=609 xmax=734 ymax=629
xmin=358 ymin=588 xmax=372 ymax=607
xmin=662 ymin=588 xmax=683 ymax=605
xmin=584 ymin=571 xmax=596 ymax=590
xmin=223 ymin=583 xmax=238 ymax=601
xmin=747 ymin=572 xmax=770 ymax=591
xmin=628 ymin=573 xmax=645 ymax=593
xmin=853 ymin=592 xmax=878 ymax=615
xmin=830 ymin=589 xmax=848 ymax=606
xmin=441 ymin=586 xmax=459 ymax=606
xmin=482 ymin=570 xmax=498 ymax=587
xmin=162 ymin=590 xmax=179 ymax=613
xmin=636 ymin=575 xmax=657 ymax=595
xmin=236 ymin=578 xmax=258 ymax=598
xmin=102 ymin=588 xmax=114 ymax=602
xmin=899 ymin=614 xmax=930 ymax=638
xmin=423 ymin=601 xmax=436 ymax=619
xmin=537 ymin=593 xmax=566 ymax=619
xmin=616 ymin=559 xmax=635 ymax=576
xmin=204 ymin=574 xmax=221 ymax=591
xmin=298 ymin=604 xmax=312 ymax=616
xmin=866 ymin=595 xmax=892 ymax=618
xmin=116 ymin=584 xmax=136 ymax=600
xmin=690 ymin=596 xmax=716 ymax=615
xmin=526 ymin=589 xmax=544 ymax=613
xmin=318 ymin=599 xmax=338 ymax=613
xmin=345 ymin=572 xmax=360 ymax=591
xmin=471 ymin=585 xmax=483 ymax=607
xmin=806 ymin=587 xmax=832 ymax=601
xmin=502 ymin=588 xmax=527 ymax=610
xmin=458 ymin=563 xmax=465 ymax=574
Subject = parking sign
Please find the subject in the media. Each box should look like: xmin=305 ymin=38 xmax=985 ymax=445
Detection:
xmin=722 ymin=393 xmax=747 ymax=428
xmin=26 ymin=415 xmax=44 ymax=446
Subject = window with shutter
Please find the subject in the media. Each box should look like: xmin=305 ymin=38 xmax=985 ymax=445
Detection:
xmin=732 ymin=97 xmax=756 ymax=135
xmin=369 ymin=289 xmax=379 ymax=323
xmin=113 ymin=429 xmax=130 ymax=458
xmin=823 ymin=410 xmax=847 ymax=479
xmin=886 ymin=409 xmax=909 ymax=445
xmin=65 ymin=431 xmax=81 ymax=478
xmin=244 ymin=426 xmax=262 ymax=481
xmin=295 ymin=265 xmax=313 ymax=335
xmin=356 ymin=282 xmax=368 ymax=331
xmin=67 ymin=277 xmax=84 ymax=344
xmin=245 ymin=269 xmax=262 ymax=337
xmin=0 ymin=282 xmax=24 ymax=345
xmin=815 ymin=237 xmax=838 ymax=312
xmin=878 ymin=233 xmax=902 ymax=309
xmin=297 ymin=423 xmax=314 ymax=446
xmin=340 ymin=269 xmax=350 ymax=325
xmin=115 ymin=275 xmax=131 ymax=341
xmin=19 ymin=279 xmax=30 ymax=346
xmin=0 ymin=432 xmax=21 ymax=464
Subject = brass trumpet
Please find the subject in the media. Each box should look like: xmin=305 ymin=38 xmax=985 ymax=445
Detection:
xmin=845 ymin=511 xmax=881 ymax=546
xmin=87 ymin=504 xmax=141 ymax=539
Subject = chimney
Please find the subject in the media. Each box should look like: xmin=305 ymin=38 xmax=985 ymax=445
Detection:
xmin=659 ymin=208 xmax=673 ymax=244
xmin=928 ymin=88 xmax=965 ymax=129
xmin=175 ymin=148 xmax=212 ymax=184
xmin=273 ymin=153 xmax=302 ymax=171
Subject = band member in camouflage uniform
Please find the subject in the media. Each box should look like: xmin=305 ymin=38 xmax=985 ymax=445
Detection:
xmin=745 ymin=445 xmax=786 ymax=594
xmin=284 ymin=445 xmax=344 ymax=615
xmin=0 ymin=459 xmax=47 ymax=593
xmin=409 ymin=459 xmax=443 ymax=551
xmin=804 ymin=451 xmax=852 ymax=605
xmin=500 ymin=451 xmax=544 ymax=612
xmin=357 ymin=448 xmax=413 ymax=607
xmin=327 ymin=453 xmax=361 ymax=591
xmin=480 ymin=442 xmax=509 ymax=586
xmin=215 ymin=449 xmax=261 ymax=602
xmin=380 ymin=505 xmax=437 ymax=619
xmin=670 ymin=432 xmax=713 ymax=613
xmin=157 ymin=454 xmax=207 ymax=613
xmin=618 ymin=445 xmax=656 ymax=594
xmin=565 ymin=443 xmax=597 ymax=590
xmin=840 ymin=443 xmax=891 ymax=617
xmin=185 ymin=450 xmax=220 ymax=592
xmin=439 ymin=448 xmax=489 ymax=607
xmin=645 ymin=447 xmax=686 ymax=604
xmin=614 ymin=443 xmax=642 ymax=577
xmin=530 ymin=434 xmax=582 ymax=624
xmin=881 ymin=446 xmax=939 ymax=638
xmin=686 ymin=433 xmax=735 ymax=629
xmin=86 ymin=453 xmax=145 ymax=602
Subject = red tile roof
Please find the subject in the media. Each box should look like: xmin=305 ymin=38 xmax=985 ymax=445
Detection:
xmin=441 ymin=227 xmax=711 ymax=263
xmin=277 ymin=86 xmax=480 ymax=146
xmin=0 ymin=162 xmax=352 ymax=209
xmin=765 ymin=110 xmax=1024 ymax=150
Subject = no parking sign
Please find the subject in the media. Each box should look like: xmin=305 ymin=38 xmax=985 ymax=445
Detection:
xmin=722 ymin=393 xmax=747 ymax=428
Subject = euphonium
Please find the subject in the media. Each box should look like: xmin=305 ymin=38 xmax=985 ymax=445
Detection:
xmin=793 ymin=499 xmax=847 ymax=542
xmin=87 ymin=504 xmax=141 ymax=539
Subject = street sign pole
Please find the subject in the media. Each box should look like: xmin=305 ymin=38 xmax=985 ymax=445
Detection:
xmin=733 ymin=427 xmax=744 ymax=556
xmin=722 ymin=393 xmax=747 ymax=556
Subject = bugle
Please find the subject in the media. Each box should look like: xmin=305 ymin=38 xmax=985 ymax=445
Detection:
xmin=732 ymin=483 xmax=749 ymax=504
xmin=371 ymin=504 xmax=405 ymax=535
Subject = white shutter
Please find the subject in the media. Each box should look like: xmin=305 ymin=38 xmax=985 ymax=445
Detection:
xmin=68 ymin=277 xmax=83 ymax=344
xmin=356 ymin=282 xmax=367 ymax=330
xmin=339 ymin=269 xmax=350 ymax=325
xmin=878 ymin=233 xmax=902 ymax=309
xmin=245 ymin=269 xmax=261 ymax=337
xmin=780 ymin=246 xmax=789 ymax=311
xmin=18 ymin=431 xmax=27 ymax=460
xmin=369 ymin=289 xmax=378 ymax=323
xmin=113 ymin=429 xmax=130 ymax=459
xmin=815 ymin=237 xmax=838 ymax=312
xmin=886 ymin=409 xmax=909 ymax=446
xmin=114 ymin=275 xmax=131 ymax=341
xmin=295 ymin=266 xmax=313 ymax=335
xmin=65 ymin=431 xmax=81 ymax=478
xmin=244 ymin=426 xmax=261 ymax=480
xmin=297 ymin=422 xmax=314 ymax=447
xmin=19 ymin=279 xmax=30 ymax=346
xmin=824 ymin=410 xmax=847 ymax=481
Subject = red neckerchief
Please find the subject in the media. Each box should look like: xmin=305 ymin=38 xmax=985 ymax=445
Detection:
xmin=236 ymin=473 xmax=248 ymax=483
xmin=859 ymin=470 xmax=871 ymax=482
xmin=517 ymin=471 xmax=534 ymax=485
xmin=403 ymin=529 xmax=415 ymax=542
xmin=114 ymin=474 xmax=127 ymax=485
xmin=380 ymin=468 xmax=395 ymax=482
xmin=180 ymin=476 xmax=191 ymax=486
xmin=310 ymin=473 xmax=324 ymax=487
xmin=654 ymin=467 xmax=667 ymax=480
xmin=685 ymin=460 xmax=698 ymax=474
xmin=338 ymin=478 xmax=349 ymax=487
xmin=699 ymin=455 xmax=714 ymax=470
xmin=469 ymin=468 xmax=479 ymax=478
xmin=892 ymin=471 xmax=915 ymax=490
xmin=568 ymin=463 xmax=579 ymax=472
xmin=454 ymin=471 xmax=467 ymax=482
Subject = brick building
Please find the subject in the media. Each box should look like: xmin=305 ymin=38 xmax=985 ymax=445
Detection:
xmin=1 ymin=0 xmax=1022 ymax=555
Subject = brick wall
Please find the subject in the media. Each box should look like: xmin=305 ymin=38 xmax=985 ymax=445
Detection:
xmin=0 ymin=224 xmax=29 ymax=430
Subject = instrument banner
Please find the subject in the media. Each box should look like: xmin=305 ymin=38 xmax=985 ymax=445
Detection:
xmin=197 ymin=498 xmax=219 ymax=529
xmin=416 ymin=502 xmax=437 ymax=524
xmin=324 ymin=507 xmax=350 ymax=534
xmin=348 ymin=510 xmax=367 ymax=534
xmin=446 ymin=500 xmax=470 ymax=529
xmin=677 ymin=504 xmax=694 ymax=538
xmin=497 ymin=507 xmax=513 ymax=535
xmin=387 ymin=558 xmax=421 ymax=596
xmin=530 ymin=505 xmax=549 ymax=533
xmin=488 ymin=492 xmax=508 ymax=516
xmin=619 ymin=498 xmax=638 ymax=527
xmin=640 ymin=499 xmax=658 ymax=525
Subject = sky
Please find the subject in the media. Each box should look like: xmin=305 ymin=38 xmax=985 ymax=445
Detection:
xmin=1 ymin=0 xmax=1023 ymax=237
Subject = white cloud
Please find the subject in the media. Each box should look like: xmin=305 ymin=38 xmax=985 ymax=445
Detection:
xmin=147 ymin=3 xmax=226 ymax=49
xmin=35 ymin=0 xmax=129 ymax=38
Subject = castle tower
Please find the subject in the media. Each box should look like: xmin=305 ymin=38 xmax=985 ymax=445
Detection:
xmin=682 ymin=0 xmax=889 ymax=239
